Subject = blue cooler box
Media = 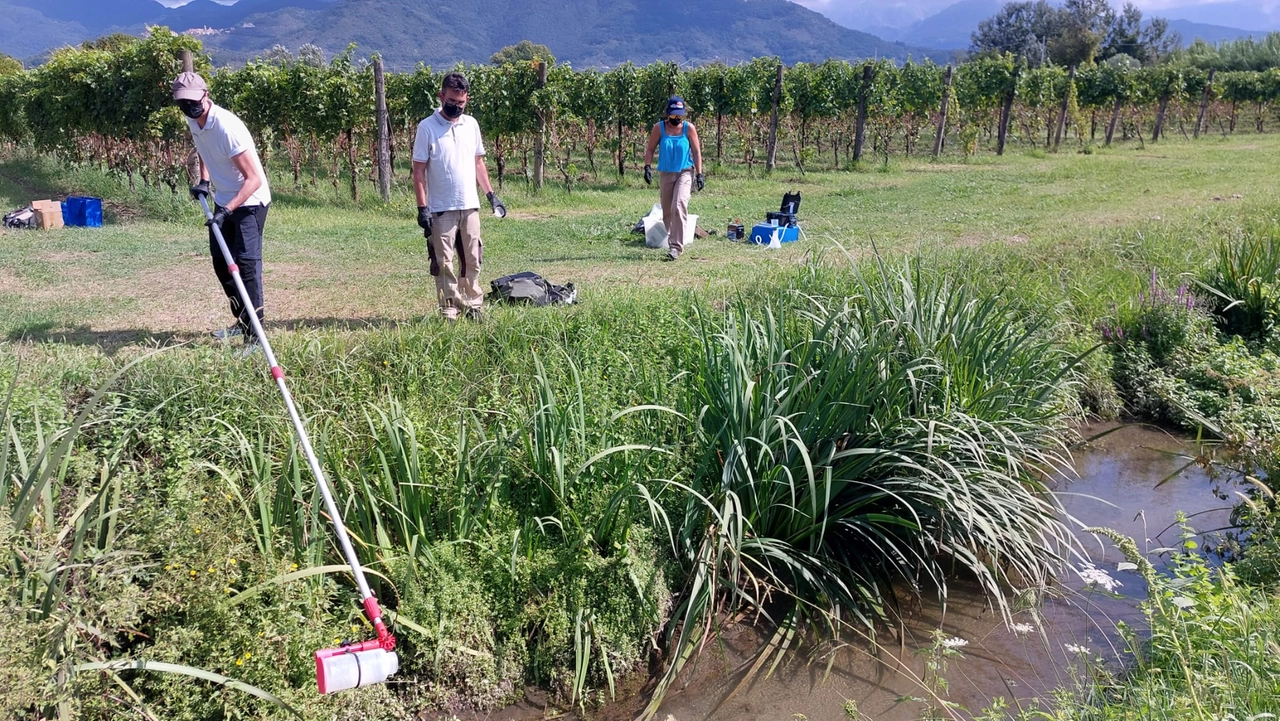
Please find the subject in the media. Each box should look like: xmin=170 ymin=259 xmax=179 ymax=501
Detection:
xmin=748 ymin=223 xmax=800 ymax=245
xmin=62 ymin=196 xmax=103 ymax=227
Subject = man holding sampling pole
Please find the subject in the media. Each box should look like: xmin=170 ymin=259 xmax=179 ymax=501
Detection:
xmin=173 ymin=71 xmax=272 ymax=357
xmin=413 ymin=71 xmax=506 ymax=322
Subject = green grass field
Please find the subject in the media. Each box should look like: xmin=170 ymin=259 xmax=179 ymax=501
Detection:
xmin=1 ymin=134 xmax=1274 ymax=346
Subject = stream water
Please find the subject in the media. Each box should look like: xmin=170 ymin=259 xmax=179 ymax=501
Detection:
xmin=464 ymin=423 xmax=1235 ymax=721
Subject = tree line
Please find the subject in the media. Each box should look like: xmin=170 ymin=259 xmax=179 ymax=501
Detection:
xmin=2 ymin=28 xmax=1280 ymax=200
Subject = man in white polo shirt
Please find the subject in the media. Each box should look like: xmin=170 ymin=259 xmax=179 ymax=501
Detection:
xmin=173 ymin=71 xmax=272 ymax=356
xmin=412 ymin=72 xmax=505 ymax=322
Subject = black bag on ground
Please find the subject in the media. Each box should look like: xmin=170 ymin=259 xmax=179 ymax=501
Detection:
xmin=488 ymin=272 xmax=576 ymax=306
xmin=3 ymin=206 xmax=36 ymax=229
xmin=489 ymin=271 xmax=577 ymax=306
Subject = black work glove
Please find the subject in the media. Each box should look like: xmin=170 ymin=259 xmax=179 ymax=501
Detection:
xmin=190 ymin=179 xmax=210 ymax=201
xmin=486 ymin=192 xmax=507 ymax=218
xmin=417 ymin=206 xmax=433 ymax=238
xmin=207 ymin=207 xmax=229 ymax=229
xmin=695 ymin=173 xmax=705 ymax=192
xmin=643 ymin=164 xmax=653 ymax=185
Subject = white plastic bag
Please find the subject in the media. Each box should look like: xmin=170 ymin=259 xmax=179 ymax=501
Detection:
xmin=643 ymin=204 xmax=665 ymax=248
xmin=643 ymin=204 xmax=698 ymax=250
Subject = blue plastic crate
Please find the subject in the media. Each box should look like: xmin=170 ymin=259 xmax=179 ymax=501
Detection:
xmin=62 ymin=196 xmax=103 ymax=227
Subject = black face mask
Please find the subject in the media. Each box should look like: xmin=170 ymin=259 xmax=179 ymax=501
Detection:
xmin=178 ymin=100 xmax=205 ymax=119
xmin=667 ymin=117 xmax=682 ymax=126
xmin=442 ymin=102 xmax=464 ymax=120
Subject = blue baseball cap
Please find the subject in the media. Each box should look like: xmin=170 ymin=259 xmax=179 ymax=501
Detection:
xmin=665 ymin=96 xmax=686 ymax=117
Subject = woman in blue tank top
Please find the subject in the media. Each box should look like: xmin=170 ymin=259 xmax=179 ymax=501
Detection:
xmin=643 ymin=96 xmax=704 ymax=261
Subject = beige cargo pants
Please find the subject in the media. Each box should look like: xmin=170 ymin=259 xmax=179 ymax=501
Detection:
xmin=659 ymin=169 xmax=693 ymax=257
xmin=428 ymin=208 xmax=483 ymax=320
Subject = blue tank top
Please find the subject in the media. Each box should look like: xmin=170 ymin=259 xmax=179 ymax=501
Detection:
xmin=657 ymin=122 xmax=693 ymax=173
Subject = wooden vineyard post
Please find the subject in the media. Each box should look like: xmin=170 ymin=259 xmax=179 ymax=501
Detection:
xmin=374 ymin=56 xmax=391 ymax=202
xmin=766 ymin=62 xmax=782 ymax=172
xmin=932 ymin=64 xmax=953 ymax=159
xmin=534 ymin=60 xmax=547 ymax=188
xmin=1194 ymin=68 xmax=1216 ymax=140
xmin=997 ymin=64 xmax=1018 ymax=156
xmin=853 ymin=62 xmax=874 ymax=164
xmin=1053 ymin=65 xmax=1075 ymax=151
xmin=180 ymin=49 xmax=200 ymax=187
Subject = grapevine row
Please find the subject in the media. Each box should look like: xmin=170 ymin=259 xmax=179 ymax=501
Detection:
xmin=2 ymin=29 xmax=1278 ymax=198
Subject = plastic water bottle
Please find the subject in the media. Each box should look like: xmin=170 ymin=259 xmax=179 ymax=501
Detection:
xmin=316 ymin=648 xmax=399 ymax=694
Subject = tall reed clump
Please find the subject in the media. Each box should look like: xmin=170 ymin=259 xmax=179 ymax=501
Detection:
xmin=643 ymin=261 xmax=1082 ymax=717
xmin=1201 ymin=222 xmax=1280 ymax=344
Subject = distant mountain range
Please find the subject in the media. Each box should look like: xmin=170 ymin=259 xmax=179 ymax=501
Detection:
xmin=1 ymin=0 xmax=1275 ymax=69
xmin=810 ymin=0 xmax=1277 ymax=50
xmin=0 ymin=0 xmax=933 ymax=69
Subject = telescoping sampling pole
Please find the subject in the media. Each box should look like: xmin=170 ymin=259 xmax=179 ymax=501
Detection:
xmin=198 ymin=197 xmax=398 ymax=693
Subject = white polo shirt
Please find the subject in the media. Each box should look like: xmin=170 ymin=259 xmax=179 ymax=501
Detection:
xmin=188 ymin=104 xmax=272 ymax=209
xmin=412 ymin=111 xmax=486 ymax=213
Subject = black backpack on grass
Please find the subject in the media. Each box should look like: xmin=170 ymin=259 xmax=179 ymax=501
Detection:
xmin=488 ymin=271 xmax=577 ymax=306
xmin=3 ymin=206 xmax=36 ymax=229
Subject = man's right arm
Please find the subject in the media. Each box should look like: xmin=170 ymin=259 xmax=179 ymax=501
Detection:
xmin=412 ymin=160 xmax=428 ymax=208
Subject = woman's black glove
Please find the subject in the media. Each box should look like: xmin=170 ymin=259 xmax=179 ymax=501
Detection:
xmin=644 ymin=165 xmax=653 ymax=185
xmin=696 ymin=173 xmax=705 ymax=191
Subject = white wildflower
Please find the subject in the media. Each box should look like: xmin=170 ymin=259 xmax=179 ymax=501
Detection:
xmin=1078 ymin=562 xmax=1123 ymax=593
xmin=1009 ymin=622 xmax=1034 ymax=636
xmin=1171 ymin=596 xmax=1195 ymax=610
xmin=1064 ymin=643 xmax=1090 ymax=655
xmin=940 ymin=636 xmax=969 ymax=649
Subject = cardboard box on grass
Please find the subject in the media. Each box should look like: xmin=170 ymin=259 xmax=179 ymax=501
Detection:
xmin=31 ymin=200 xmax=63 ymax=230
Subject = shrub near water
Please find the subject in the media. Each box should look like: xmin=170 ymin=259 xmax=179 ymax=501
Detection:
xmin=1106 ymin=268 xmax=1280 ymax=438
